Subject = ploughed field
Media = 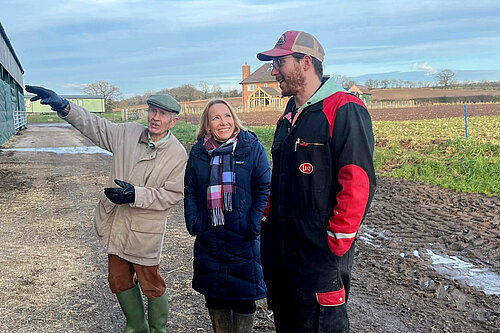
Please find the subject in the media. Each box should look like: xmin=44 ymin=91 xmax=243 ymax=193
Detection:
xmin=236 ymin=103 xmax=500 ymax=125
xmin=0 ymin=103 xmax=499 ymax=332
xmin=369 ymin=88 xmax=500 ymax=101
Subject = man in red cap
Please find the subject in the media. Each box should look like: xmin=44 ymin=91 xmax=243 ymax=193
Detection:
xmin=257 ymin=31 xmax=376 ymax=332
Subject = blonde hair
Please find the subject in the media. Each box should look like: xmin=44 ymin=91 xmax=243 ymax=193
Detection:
xmin=196 ymin=99 xmax=247 ymax=140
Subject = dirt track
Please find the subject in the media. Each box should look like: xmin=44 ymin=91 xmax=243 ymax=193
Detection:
xmin=0 ymin=124 xmax=499 ymax=332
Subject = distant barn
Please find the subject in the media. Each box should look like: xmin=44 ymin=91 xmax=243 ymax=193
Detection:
xmin=348 ymin=84 xmax=372 ymax=104
xmin=24 ymin=94 xmax=106 ymax=113
xmin=0 ymin=22 xmax=26 ymax=146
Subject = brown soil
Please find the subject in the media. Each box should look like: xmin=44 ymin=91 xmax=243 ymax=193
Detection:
xmin=370 ymin=88 xmax=500 ymax=101
xmin=0 ymin=121 xmax=499 ymax=332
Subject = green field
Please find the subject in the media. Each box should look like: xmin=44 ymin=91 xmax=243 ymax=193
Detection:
xmin=27 ymin=111 xmax=124 ymax=124
xmin=27 ymin=113 xmax=500 ymax=196
xmin=172 ymin=117 xmax=500 ymax=196
xmin=373 ymin=117 xmax=499 ymax=196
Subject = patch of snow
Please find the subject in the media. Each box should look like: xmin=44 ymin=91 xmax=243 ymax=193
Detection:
xmin=426 ymin=249 xmax=500 ymax=295
xmin=1 ymin=146 xmax=112 ymax=156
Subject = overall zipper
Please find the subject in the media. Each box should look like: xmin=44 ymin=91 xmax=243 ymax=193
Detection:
xmin=295 ymin=138 xmax=325 ymax=151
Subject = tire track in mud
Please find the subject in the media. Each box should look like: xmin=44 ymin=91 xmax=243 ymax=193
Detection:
xmin=352 ymin=176 xmax=500 ymax=332
xmin=367 ymin=177 xmax=499 ymax=268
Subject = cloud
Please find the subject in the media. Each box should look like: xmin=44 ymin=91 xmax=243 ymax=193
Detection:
xmin=4 ymin=0 xmax=500 ymax=96
xmin=3 ymin=0 xmax=299 ymax=33
xmin=62 ymin=83 xmax=88 ymax=89
xmin=412 ymin=62 xmax=438 ymax=75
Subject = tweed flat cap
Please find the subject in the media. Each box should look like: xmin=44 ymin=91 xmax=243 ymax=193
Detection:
xmin=147 ymin=94 xmax=181 ymax=114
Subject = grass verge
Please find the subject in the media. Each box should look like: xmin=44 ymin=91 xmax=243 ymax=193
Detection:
xmin=27 ymin=112 xmax=124 ymax=124
xmin=373 ymin=116 xmax=499 ymax=196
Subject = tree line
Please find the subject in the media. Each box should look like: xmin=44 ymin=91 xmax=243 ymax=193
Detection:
xmin=118 ymin=82 xmax=241 ymax=108
xmin=360 ymin=71 xmax=498 ymax=90
xmin=330 ymin=70 xmax=460 ymax=89
xmin=82 ymin=80 xmax=241 ymax=112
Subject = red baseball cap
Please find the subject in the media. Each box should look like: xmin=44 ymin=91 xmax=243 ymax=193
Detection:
xmin=257 ymin=30 xmax=325 ymax=62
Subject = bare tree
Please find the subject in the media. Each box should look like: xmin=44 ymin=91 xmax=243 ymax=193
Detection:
xmin=342 ymin=78 xmax=357 ymax=90
xmin=365 ymin=79 xmax=377 ymax=89
xmin=83 ymin=81 xmax=123 ymax=112
xmin=212 ymin=84 xmax=222 ymax=97
xmin=435 ymin=69 xmax=456 ymax=88
xmin=199 ymin=81 xmax=210 ymax=99
xmin=331 ymin=74 xmax=347 ymax=85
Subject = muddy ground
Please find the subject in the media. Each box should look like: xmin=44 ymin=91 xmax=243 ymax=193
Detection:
xmin=0 ymin=123 xmax=499 ymax=332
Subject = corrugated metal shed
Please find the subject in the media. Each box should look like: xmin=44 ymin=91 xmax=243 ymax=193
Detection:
xmin=1 ymin=22 xmax=26 ymax=146
xmin=0 ymin=22 xmax=24 ymax=87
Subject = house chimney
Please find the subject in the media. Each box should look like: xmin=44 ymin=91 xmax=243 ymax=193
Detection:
xmin=242 ymin=62 xmax=250 ymax=81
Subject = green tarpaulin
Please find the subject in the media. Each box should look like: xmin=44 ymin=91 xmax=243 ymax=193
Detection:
xmin=0 ymin=77 xmax=25 ymax=146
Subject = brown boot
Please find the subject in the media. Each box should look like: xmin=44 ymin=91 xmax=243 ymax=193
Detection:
xmin=208 ymin=308 xmax=232 ymax=333
xmin=232 ymin=312 xmax=255 ymax=333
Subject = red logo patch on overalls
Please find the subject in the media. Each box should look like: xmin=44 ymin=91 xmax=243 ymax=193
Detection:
xmin=299 ymin=163 xmax=313 ymax=174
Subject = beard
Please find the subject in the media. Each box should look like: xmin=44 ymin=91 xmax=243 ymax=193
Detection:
xmin=279 ymin=64 xmax=306 ymax=97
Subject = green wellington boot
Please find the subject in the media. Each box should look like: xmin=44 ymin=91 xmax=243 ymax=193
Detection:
xmin=116 ymin=284 xmax=150 ymax=333
xmin=148 ymin=290 xmax=169 ymax=333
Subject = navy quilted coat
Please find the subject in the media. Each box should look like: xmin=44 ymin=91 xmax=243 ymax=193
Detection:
xmin=184 ymin=130 xmax=271 ymax=300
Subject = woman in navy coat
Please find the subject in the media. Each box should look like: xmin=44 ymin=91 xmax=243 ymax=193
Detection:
xmin=184 ymin=99 xmax=271 ymax=332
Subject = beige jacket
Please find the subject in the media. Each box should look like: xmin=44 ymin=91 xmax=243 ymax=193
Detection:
xmin=63 ymin=103 xmax=187 ymax=265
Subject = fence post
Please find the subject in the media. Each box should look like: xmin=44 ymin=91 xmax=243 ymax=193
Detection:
xmin=464 ymin=103 xmax=468 ymax=141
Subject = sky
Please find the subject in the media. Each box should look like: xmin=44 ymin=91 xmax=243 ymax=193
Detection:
xmin=2 ymin=0 xmax=500 ymax=98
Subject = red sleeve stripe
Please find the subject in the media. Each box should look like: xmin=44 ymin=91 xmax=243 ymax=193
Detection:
xmin=323 ymin=92 xmax=366 ymax=137
xmin=327 ymin=164 xmax=370 ymax=256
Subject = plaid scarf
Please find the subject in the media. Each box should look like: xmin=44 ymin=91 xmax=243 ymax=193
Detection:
xmin=204 ymin=134 xmax=237 ymax=226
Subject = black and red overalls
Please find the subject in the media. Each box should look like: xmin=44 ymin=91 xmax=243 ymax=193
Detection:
xmin=261 ymin=78 xmax=376 ymax=332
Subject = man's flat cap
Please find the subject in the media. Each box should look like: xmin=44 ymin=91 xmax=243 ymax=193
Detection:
xmin=147 ymin=94 xmax=181 ymax=114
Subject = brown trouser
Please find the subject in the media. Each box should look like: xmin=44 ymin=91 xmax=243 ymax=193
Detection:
xmin=108 ymin=254 xmax=166 ymax=299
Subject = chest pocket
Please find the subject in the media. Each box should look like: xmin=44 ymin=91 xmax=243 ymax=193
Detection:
xmin=294 ymin=137 xmax=329 ymax=192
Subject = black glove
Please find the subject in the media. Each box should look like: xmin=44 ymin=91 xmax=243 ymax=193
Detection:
xmin=25 ymin=85 xmax=69 ymax=113
xmin=104 ymin=179 xmax=135 ymax=205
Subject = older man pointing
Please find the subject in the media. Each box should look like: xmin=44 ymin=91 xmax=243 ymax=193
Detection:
xmin=25 ymin=85 xmax=187 ymax=333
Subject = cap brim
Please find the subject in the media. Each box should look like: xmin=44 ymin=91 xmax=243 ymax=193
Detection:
xmin=257 ymin=48 xmax=295 ymax=61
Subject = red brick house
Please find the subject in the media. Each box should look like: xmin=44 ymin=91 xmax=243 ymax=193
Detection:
xmin=240 ymin=63 xmax=289 ymax=111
